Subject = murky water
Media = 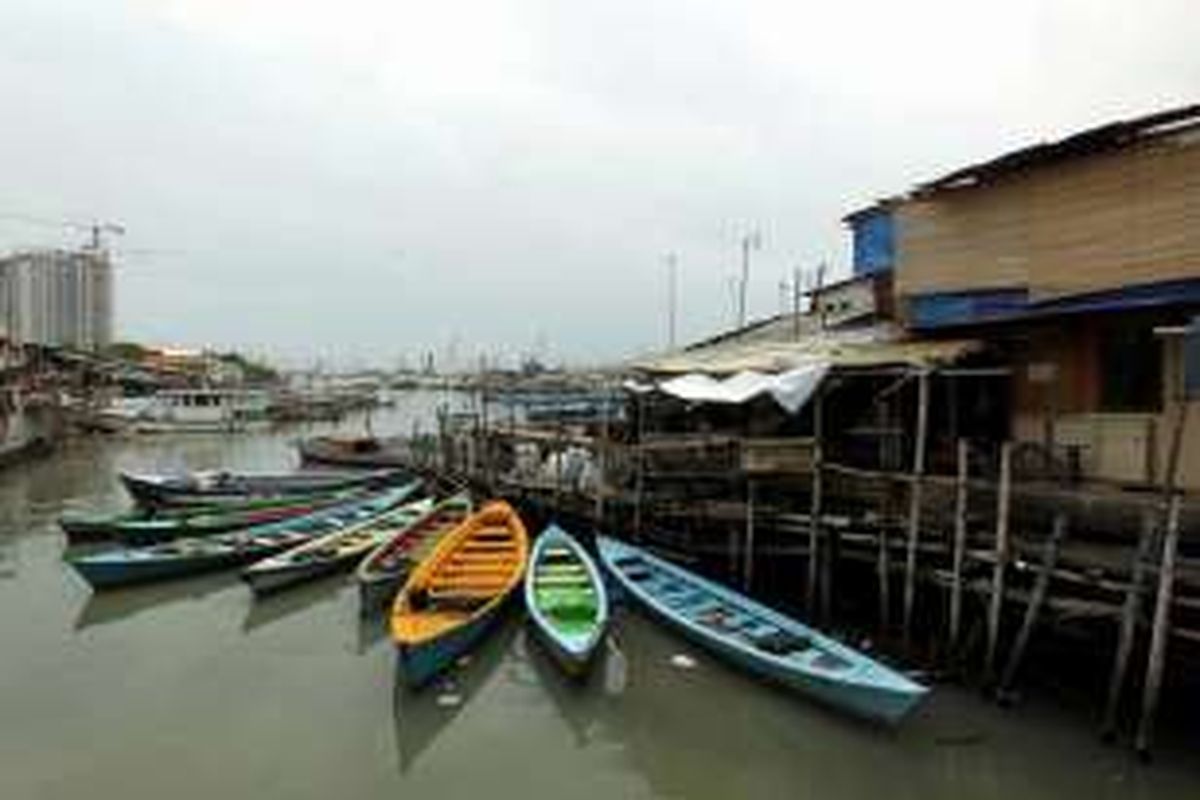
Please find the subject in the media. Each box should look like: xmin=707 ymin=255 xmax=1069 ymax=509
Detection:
xmin=2 ymin=392 xmax=1198 ymax=800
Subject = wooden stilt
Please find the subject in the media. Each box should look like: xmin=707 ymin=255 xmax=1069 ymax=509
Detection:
xmin=594 ymin=384 xmax=610 ymax=528
xmin=902 ymin=370 xmax=931 ymax=646
xmin=1101 ymin=509 xmax=1156 ymax=740
xmin=1134 ymin=389 xmax=1191 ymax=758
xmin=633 ymin=392 xmax=646 ymax=540
xmin=998 ymin=512 xmax=1068 ymax=700
xmin=948 ymin=438 xmax=970 ymax=649
xmin=808 ymin=387 xmax=824 ymax=617
xmin=877 ymin=518 xmax=891 ymax=630
xmin=1135 ymin=494 xmax=1183 ymax=758
xmin=743 ymin=480 xmax=756 ymax=592
xmin=984 ymin=441 xmax=1013 ymax=684
xmin=553 ymin=413 xmax=564 ymax=513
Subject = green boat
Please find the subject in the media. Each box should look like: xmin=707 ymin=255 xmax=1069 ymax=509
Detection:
xmin=523 ymin=524 xmax=609 ymax=678
xmin=59 ymin=492 xmax=354 ymax=545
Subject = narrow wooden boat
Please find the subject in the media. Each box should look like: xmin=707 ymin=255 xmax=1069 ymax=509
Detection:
xmin=68 ymin=483 xmax=420 ymax=589
xmin=524 ymin=525 xmax=608 ymax=678
xmin=119 ymin=468 xmax=402 ymax=508
xmin=59 ymin=492 xmax=351 ymax=545
xmin=356 ymin=493 xmax=473 ymax=614
xmin=298 ymin=435 xmax=409 ymax=469
xmin=597 ymin=536 xmax=928 ymax=725
xmin=242 ymin=498 xmax=436 ymax=595
xmin=391 ymin=501 xmax=528 ymax=688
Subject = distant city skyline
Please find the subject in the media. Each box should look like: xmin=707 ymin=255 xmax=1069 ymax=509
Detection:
xmin=1 ymin=1 xmax=1197 ymax=368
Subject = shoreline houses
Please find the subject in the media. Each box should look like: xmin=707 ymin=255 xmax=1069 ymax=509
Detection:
xmin=637 ymin=103 xmax=1200 ymax=492
xmin=609 ymin=103 xmax=1200 ymax=755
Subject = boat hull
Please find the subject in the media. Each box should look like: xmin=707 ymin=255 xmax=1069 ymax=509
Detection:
xmin=359 ymin=574 xmax=404 ymax=616
xmin=120 ymin=469 xmax=400 ymax=509
xmin=72 ymin=550 xmax=249 ymax=589
xmin=524 ymin=527 xmax=608 ymax=680
xmin=599 ymin=537 xmax=927 ymax=726
xmin=395 ymin=597 xmax=510 ymax=688
xmin=244 ymin=555 xmax=351 ymax=595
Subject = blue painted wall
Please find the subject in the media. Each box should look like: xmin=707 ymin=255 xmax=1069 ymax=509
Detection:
xmin=851 ymin=210 xmax=895 ymax=276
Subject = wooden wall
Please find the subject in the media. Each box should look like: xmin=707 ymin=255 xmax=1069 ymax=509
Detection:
xmin=895 ymin=127 xmax=1200 ymax=300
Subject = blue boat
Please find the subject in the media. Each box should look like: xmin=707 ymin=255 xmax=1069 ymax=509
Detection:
xmin=524 ymin=525 xmax=609 ymax=678
xmin=69 ymin=483 xmax=421 ymax=590
xmin=597 ymin=536 xmax=928 ymax=725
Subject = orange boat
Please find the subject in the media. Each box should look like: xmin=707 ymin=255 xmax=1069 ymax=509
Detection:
xmin=391 ymin=500 xmax=528 ymax=687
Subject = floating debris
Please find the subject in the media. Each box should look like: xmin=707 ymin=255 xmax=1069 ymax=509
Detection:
xmin=670 ymin=653 xmax=697 ymax=670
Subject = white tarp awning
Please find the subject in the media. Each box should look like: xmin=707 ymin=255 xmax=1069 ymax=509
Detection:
xmin=653 ymin=363 xmax=828 ymax=414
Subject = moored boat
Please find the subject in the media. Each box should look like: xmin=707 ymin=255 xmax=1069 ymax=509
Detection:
xmin=59 ymin=492 xmax=352 ymax=545
xmin=120 ymin=468 xmax=401 ymax=508
xmin=391 ymin=501 xmax=528 ymax=688
xmin=597 ymin=536 xmax=928 ymax=725
xmin=297 ymin=435 xmax=409 ymax=469
xmin=524 ymin=525 xmax=608 ymax=678
xmin=356 ymin=493 xmax=473 ymax=614
xmin=68 ymin=483 xmax=420 ymax=589
xmin=242 ymin=497 xmax=436 ymax=595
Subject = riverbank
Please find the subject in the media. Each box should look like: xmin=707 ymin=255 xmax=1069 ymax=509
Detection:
xmin=3 ymin=396 xmax=1200 ymax=799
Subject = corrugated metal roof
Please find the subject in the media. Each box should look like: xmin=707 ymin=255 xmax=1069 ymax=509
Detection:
xmin=632 ymin=322 xmax=980 ymax=375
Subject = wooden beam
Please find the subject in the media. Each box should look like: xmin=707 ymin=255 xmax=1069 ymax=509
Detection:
xmin=808 ymin=386 xmax=824 ymax=616
xmin=1101 ymin=509 xmax=1156 ymax=741
xmin=903 ymin=370 xmax=931 ymax=646
xmin=998 ymin=512 xmax=1068 ymax=699
xmin=1136 ymin=494 xmax=1183 ymax=758
xmin=984 ymin=441 xmax=1013 ymax=684
xmin=949 ymin=438 xmax=970 ymax=649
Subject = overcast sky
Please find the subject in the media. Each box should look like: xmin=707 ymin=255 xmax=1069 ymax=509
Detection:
xmin=0 ymin=1 xmax=1197 ymax=369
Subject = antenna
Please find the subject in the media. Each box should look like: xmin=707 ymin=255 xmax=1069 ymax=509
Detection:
xmin=736 ymin=228 xmax=762 ymax=329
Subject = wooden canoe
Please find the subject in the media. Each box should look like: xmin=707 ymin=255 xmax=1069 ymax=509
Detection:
xmin=391 ymin=500 xmax=528 ymax=688
xmin=68 ymin=483 xmax=421 ymax=590
xmin=524 ymin=525 xmax=608 ymax=677
xmin=241 ymin=497 xmax=435 ymax=594
xmin=598 ymin=536 xmax=928 ymax=725
xmin=356 ymin=493 xmax=473 ymax=614
xmin=119 ymin=468 xmax=403 ymax=508
xmin=59 ymin=492 xmax=353 ymax=545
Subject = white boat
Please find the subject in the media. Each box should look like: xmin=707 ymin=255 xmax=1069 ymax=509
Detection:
xmin=100 ymin=389 xmax=271 ymax=433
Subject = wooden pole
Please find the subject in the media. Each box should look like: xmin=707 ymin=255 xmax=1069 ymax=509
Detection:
xmin=1132 ymin=383 xmax=1190 ymax=756
xmin=984 ymin=441 xmax=1013 ymax=683
xmin=808 ymin=386 xmax=824 ymax=617
xmin=743 ymin=479 xmax=756 ymax=592
xmin=998 ymin=511 xmax=1068 ymax=699
xmin=1135 ymin=493 xmax=1183 ymax=758
xmin=1101 ymin=509 xmax=1157 ymax=740
xmin=948 ymin=438 xmax=970 ymax=649
xmin=877 ymin=519 xmax=891 ymax=630
xmin=902 ymin=370 xmax=931 ymax=646
xmin=633 ymin=392 xmax=646 ymax=540
xmin=594 ymin=384 xmax=610 ymax=528
xmin=553 ymin=411 xmax=564 ymax=513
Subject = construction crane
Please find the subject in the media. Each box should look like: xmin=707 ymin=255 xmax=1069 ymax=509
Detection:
xmin=0 ymin=213 xmax=125 ymax=252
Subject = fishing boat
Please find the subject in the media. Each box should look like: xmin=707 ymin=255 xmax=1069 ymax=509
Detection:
xmin=120 ymin=467 xmax=401 ymax=508
xmin=524 ymin=525 xmax=608 ymax=677
xmin=59 ymin=493 xmax=351 ymax=545
xmin=242 ymin=497 xmax=436 ymax=595
xmin=597 ymin=536 xmax=928 ymax=725
xmin=297 ymin=435 xmax=409 ymax=469
xmin=391 ymin=501 xmax=528 ymax=688
xmin=68 ymin=483 xmax=420 ymax=589
xmin=356 ymin=494 xmax=473 ymax=614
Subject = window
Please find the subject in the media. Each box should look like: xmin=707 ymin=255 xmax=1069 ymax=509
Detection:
xmin=1099 ymin=323 xmax=1162 ymax=412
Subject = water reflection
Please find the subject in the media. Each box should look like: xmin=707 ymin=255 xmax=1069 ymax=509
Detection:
xmin=392 ymin=615 xmax=520 ymax=774
xmin=74 ymin=570 xmax=239 ymax=630
xmin=240 ymin=575 xmax=346 ymax=633
xmin=523 ymin=626 xmax=621 ymax=748
xmin=356 ymin=608 xmax=391 ymax=654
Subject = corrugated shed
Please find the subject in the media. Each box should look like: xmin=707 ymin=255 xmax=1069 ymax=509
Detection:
xmin=632 ymin=322 xmax=979 ymax=376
